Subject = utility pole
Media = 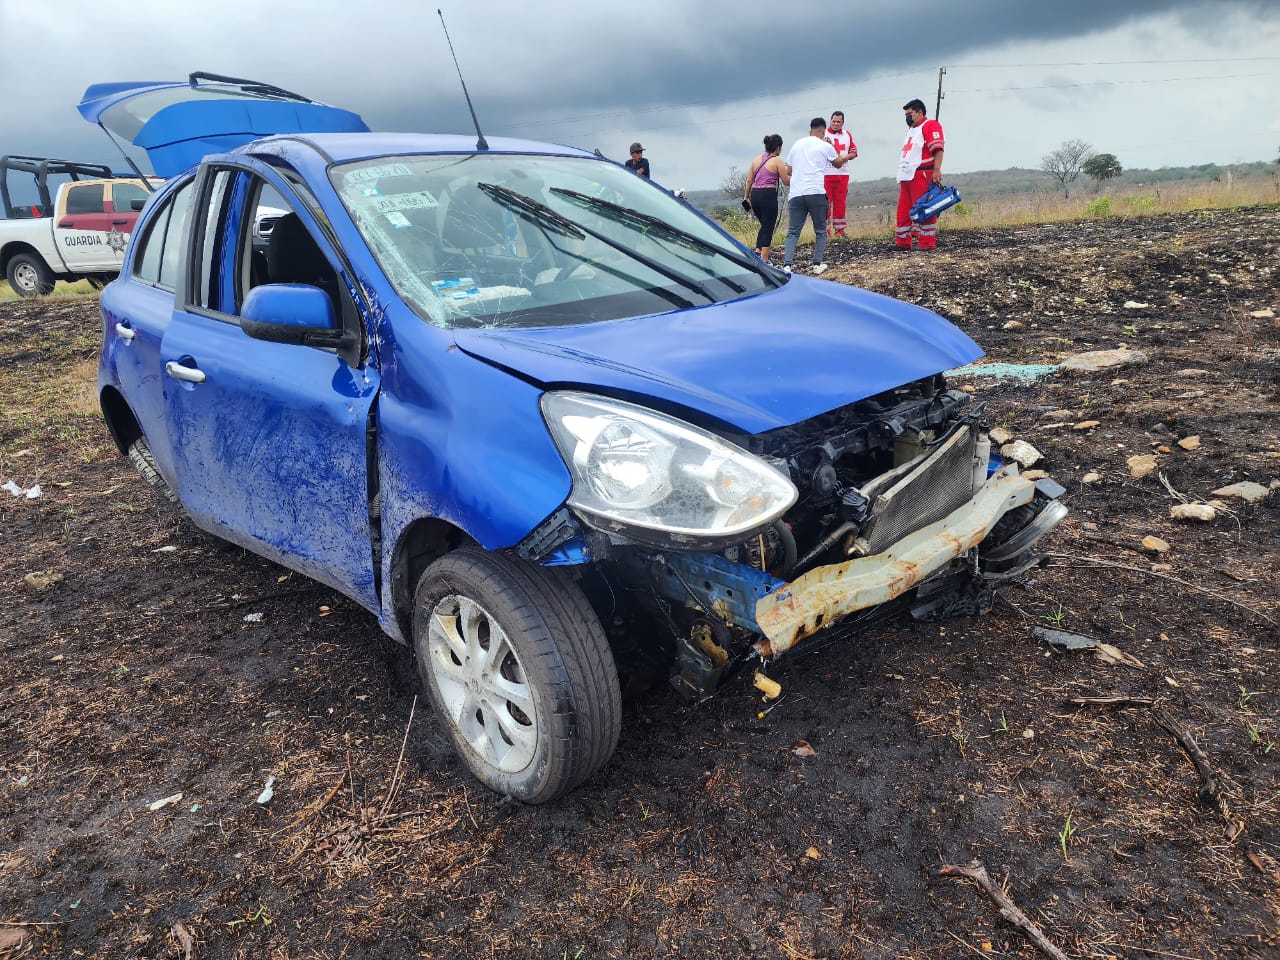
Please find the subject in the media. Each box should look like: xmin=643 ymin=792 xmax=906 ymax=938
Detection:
xmin=935 ymin=66 xmax=946 ymax=119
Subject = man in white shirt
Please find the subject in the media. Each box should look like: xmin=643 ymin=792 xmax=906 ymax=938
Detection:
xmin=782 ymin=117 xmax=849 ymax=274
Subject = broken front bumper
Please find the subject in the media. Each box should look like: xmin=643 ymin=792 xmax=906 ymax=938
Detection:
xmin=753 ymin=466 xmax=1047 ymax=658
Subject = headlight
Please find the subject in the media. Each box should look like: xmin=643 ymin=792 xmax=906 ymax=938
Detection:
xmin=542 ymin=391 xmax=798 ymax=546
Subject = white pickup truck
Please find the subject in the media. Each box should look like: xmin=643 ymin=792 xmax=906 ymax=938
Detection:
xmin=0 ymin=156 xmax=157 ymax=296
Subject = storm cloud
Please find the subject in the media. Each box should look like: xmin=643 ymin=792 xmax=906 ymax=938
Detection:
xmin=1 ymin=0 xmax=1277 ymax=188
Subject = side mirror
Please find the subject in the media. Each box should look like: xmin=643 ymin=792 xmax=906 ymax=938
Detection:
xmin=240 ymin=283 xmax=338 ymax=346
xmin=130 ymin=198 xmax=146 ymax=211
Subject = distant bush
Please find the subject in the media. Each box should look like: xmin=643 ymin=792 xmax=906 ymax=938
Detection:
xmin=952 ymin=201 xmax=973 ymax=218
xmin=1126 ymin=195 xmax=1158 ymax=215
xmin=1085 ymin=196 xmax=1113 ymax=218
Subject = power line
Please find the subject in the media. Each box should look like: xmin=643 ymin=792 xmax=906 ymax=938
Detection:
xmin=951 ymin=71 xmax=1275 ymax=95
xmin=951 ymin=56 xmax=1280 ymax=68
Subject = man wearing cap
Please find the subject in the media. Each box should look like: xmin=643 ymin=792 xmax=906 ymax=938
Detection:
xmin=625 ymin=143 xmax=651 ymax=178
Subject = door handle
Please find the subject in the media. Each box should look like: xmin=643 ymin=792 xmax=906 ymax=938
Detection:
xmin=165 ymin=361 xmax=206 ymax=384
xmin=111 ymin=219 xmax=127 ymax=225
xmin=114 ymin=323 xmax=136 ymax=341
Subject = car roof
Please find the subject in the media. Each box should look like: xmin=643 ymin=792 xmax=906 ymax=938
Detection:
xmin=246 ymin=132 xmax=597 ymax=165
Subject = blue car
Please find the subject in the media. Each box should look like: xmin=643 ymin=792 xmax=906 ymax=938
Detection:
xmin=87 ymin=77 xmax=1066 ymax=802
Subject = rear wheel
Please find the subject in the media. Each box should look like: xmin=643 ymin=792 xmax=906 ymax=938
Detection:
xmin=413 ymin=547 xmax=621 ymax=803
xmin=127 ymin=437 xmax=179 ymax=504
xmin=6 ymin=253 xmax=54 ymax=297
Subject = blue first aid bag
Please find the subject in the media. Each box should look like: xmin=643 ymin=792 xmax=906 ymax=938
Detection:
xmin=909 ymin=183 xmax=962 ymax=223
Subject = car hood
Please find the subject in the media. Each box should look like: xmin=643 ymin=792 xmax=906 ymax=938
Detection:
xmin=77 ymin=76 xmax=368 ymax=177
xmin=453 ymin=276 xmax=983 ymax=434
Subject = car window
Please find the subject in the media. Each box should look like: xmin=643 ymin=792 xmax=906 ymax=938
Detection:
xmin=157 ymin=183 xmax=194 ymax=290
xmin=65 ymin=183 xmax=106 ymax=215
xmin=193 ymin=168 xmax=341 ymax=321
xmin=110 ymin=182 xmax=149 ymax=212
xmin=331 ymin=153 xmax=771 ymax=330
xmin=131 ymin=180 xmax=193 ymax=287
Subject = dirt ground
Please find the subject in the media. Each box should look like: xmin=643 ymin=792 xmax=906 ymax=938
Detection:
xmin=1 ymin=207 xmax=1277 ymax=960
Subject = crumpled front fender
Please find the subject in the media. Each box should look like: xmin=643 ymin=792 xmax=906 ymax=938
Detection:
xmin=754 ymin=467 xmax=1037 ymax=657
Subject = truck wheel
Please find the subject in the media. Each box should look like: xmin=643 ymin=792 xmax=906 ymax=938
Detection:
xmin=127 ymin=437 xmax=179 ymax=504
xmin=413 ymin=547 xmax=621 ymax=804
xmin=6 ymin=253 xmax=55 ymax=297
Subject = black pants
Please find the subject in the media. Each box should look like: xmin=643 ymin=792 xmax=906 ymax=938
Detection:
xmin=750 ymin=187 xmax=779 ymax=249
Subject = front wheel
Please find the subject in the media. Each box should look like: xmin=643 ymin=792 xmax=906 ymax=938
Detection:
xmin=6 ymin=253 xmax=54 ymax=297
xmin=413 ymin=547 xmax=621 ymax=803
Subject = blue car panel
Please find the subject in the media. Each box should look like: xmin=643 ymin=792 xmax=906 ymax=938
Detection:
xmin=78 ymin=78 xmax=369 ymax=178
xmin=453 ymin=278 xmax=982 ymax=433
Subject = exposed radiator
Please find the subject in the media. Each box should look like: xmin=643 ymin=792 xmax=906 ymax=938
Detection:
xmin=860 ymin=426 xmax=978 ymax=555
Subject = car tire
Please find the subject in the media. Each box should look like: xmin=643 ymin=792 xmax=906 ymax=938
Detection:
xmin=413 ymin=547 xmax=621 ymax=804
xmin=127 ymin=437 xmax=179 ymax=504
xmin=6 ymin=253 xmax=55 ymax=297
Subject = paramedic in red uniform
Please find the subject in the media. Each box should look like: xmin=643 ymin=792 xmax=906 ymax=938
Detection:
xmin=895 ymin=98 xmax=945 ymax=250
xmin=823 ymin=111 xmax=857 ymax=236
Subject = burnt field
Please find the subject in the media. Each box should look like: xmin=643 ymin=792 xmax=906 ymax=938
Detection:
xmin=1 ymin=207 xmax=1277 ymax=959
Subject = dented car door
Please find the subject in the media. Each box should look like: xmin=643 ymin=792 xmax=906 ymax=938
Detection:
xmin=158 ymin=161 xmax=381 ymax=606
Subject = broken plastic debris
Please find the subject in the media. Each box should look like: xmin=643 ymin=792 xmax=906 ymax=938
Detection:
xmin=791 ymin=740 xmax=817 ymax=757
xmin=753 ymin=670 xmax=782 ymax=701
xmin=257 ymin=776 xmax=276 ymax=805
xmin=152 ymin=545 xmax=178 ymax=553
xmin=1033 ymin=627 xmax=1098 ymax=650
xmin=2 ymin=480 xmax=42 ymax=499
xmin=148 ymin=792 xmax=183 ymax=812
xmin=243 ymin=612 xmax=264 ymax=623
xmin=946 ymin=361 xmax=1059 ymax=384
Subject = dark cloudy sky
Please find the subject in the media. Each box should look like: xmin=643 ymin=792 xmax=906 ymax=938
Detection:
xmin=2 ymin=0 xmax=1277 ymax=190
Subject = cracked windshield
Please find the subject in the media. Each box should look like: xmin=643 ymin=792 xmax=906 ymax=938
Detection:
xmin=332 ymin=154 xmax=774 ymax=328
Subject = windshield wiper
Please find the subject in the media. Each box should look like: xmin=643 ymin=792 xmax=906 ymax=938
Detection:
xmin=550 ymin=188 xmax=781 ymax=289
xmin=475 ymin=182 xmax=586 ymax=241
xmin=477 ymin=183 xmax=712 ymax=305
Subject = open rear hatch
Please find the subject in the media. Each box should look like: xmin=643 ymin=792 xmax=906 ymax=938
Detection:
xmin=77 ymin=72 xmax=369 ymax=177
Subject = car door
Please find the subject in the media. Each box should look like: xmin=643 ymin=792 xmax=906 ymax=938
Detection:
xmin=99 ymin=176 xmax=196 ymax=488
xmin=104 ymin=180 xmax=152 ymax=265
xmin=56 ymin=181 xmax=118 ymax=271
xmin=158 ymin=160 xmax=382 ymax=609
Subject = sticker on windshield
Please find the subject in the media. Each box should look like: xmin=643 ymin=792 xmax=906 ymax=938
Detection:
xmin=370 ymin=192 xmax=439 ymax=214
xmin=431 ymin=277 xmax=480 ymax=302
xmin=385 ymin=211 xmax=411 ymax=228
xmin=344 ymin=163 xmax=413 ymax=184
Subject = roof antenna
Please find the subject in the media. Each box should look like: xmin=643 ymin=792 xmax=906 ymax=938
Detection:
xmin=437 ymin=9 xmax=488 ymax=151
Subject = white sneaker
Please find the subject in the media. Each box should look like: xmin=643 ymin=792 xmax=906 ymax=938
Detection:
xmin=813 ymin=263 xmax=828 ymax=276
xmin=783 ymin=265 xmax=792 ymax=274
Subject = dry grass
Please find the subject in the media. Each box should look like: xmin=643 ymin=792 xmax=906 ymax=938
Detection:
xmin=724 ymin=175 xmax=1280 ymax=248
xmin=0 ymin=278 xmax=97 ymax=301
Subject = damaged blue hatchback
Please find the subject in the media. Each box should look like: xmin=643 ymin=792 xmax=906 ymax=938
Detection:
xmin=92 ymin=79 xmax=1066 ymax=802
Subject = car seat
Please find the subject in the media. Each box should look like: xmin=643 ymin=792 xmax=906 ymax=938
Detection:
xmin=266 ymin=212 xmax=339 ymax=311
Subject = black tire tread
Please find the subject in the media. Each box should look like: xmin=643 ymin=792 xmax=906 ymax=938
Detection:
xmin=127 ymin=438 xmax=179 ymax=504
